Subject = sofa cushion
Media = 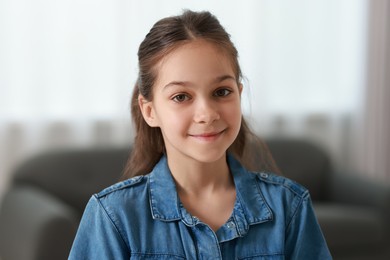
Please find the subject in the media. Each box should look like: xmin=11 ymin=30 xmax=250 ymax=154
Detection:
xmin=13 ymin=147 xmax=131 ymax=213
xmin=267 ymin=139 xmax=331 ymax=200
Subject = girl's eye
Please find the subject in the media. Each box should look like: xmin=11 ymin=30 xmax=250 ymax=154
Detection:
xmin=214 ymin=88 xmax=232 ymax=97
xmin=172 ymin=94 xmax=190 ymax=103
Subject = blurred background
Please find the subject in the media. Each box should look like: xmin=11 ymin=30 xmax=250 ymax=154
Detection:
xmin=1 ymin=0 xmax=389 ymax=202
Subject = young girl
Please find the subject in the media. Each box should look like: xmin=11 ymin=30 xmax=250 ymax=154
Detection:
xmin=69 ymin=10 xmax=331 ymax=259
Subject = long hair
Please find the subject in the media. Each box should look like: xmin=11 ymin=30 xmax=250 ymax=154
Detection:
xmin=122 ymin=10 xmax=279 ymax=179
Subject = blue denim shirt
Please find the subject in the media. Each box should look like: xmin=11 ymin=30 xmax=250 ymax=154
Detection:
xmin=69 ymin=154 xmax=331 ymax=259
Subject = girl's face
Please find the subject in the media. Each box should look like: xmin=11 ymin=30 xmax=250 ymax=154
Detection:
xmin=140 ymin=40 xmax=242 ymax=165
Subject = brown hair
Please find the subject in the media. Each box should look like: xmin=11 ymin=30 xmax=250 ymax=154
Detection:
xmin=122 ymin=10 xmax=279 ymax=179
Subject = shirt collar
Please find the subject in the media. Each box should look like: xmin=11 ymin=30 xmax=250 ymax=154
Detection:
xmin=148 ymin=154 xmax=273 ymax=226
xmin=228 ymin=153 xmax=273 ymax=225
xmin=148 ymin=156 xmax=182 ymax=221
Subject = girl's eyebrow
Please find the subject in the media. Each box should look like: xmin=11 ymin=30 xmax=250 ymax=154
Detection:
xmin=163 ymin=75 xmax=236 ymax=90
xmin=215 ymin=75 xmax=236 ymax=83
xmin=163 ymin=81 xmax=190 ymax=89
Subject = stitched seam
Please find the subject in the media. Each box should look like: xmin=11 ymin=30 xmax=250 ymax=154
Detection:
xmin=96 ymin=176 xmax=144 ymax=198
xmin=130 ymin=252 xmax=186 ymax=258
xmin=238 ymin=252 xmax=284 ymax=259
xmin=94 ymin=195 xmax=131 ymax=253
xmin=256 ymin=173 xmax=307 ymax=198
xmin=285 ymin=193 xmax=308 ymax=231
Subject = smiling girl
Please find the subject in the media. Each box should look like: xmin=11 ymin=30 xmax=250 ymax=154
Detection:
xmin=69 ymin=10 xmax=331 ymax=259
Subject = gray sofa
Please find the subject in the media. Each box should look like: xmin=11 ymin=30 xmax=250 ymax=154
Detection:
xmin=0 ymin=139 xmax=389 ymax=260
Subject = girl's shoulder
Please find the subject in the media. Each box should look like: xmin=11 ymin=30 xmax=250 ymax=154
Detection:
xmin=94 ymin=175 xmax=149 ymax=201
xmin=252 ymin=171 xmax=310 ymax=200
xmin=84 ymin=175 xmax=153 ymax=224
xmin=96 ymin=175 xmax=147 ymax=197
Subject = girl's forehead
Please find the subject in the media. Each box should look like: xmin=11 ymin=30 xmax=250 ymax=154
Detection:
xmin=156 ymin=39 xmax=235 ymax=75
xmin=162 ymin=39 xmax=224 ymax=61
xmin=155 ymin=41 xmax=235 ymax=83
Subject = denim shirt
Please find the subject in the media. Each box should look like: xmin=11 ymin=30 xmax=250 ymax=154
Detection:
xmin=69 ymin=154 xmax=331 ymax=259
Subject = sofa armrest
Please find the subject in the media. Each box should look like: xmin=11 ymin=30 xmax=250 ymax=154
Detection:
xmin=329 ymin=171 xmax=390 ymax=216
xmin=0 ymin=186 xmax=79 ymax=260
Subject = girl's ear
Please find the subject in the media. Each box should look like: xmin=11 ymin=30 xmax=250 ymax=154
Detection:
xmin=239 ymin=83 xmax=243 ymax=96
xmin=138 ymin=95 xmax=159 ymax=127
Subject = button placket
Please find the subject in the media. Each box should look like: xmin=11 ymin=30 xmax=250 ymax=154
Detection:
xmin=226 ymin=221 xmax=235 ymax=229
xmin=260 ymin=172 xmax=269 ymax=178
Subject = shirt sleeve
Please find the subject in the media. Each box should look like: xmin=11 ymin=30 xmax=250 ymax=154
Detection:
xmin=285 ymin=193 xmax=332 ymax=259
xmin=68 ymin=195 xmax=130 ymax=260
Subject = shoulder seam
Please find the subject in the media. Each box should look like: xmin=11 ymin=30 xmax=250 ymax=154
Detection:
xmin=96 ymin=175 xmax=145 ymax=198
xmin=285 ymin=192 xmax=311 ymax=230
xmin=93 ymin=195 xmax=131 ymax=252
xmin=255 ymin=172 xmax=308 ymax=198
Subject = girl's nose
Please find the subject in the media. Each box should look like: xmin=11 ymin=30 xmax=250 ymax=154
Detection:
xmin=193 ymin=99 xmax=220 ymax=124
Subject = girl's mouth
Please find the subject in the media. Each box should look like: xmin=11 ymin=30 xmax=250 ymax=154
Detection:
xmin=189 ymin=130 xmax=225 ymax=141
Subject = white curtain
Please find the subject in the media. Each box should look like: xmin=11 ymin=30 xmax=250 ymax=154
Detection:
xmin=0 ymin=0 xmax=375 ymax=198
xmin=356 ymin=0 xmax=390 ymax=181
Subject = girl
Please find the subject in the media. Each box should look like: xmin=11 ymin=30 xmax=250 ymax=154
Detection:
xmin=69 ymin=10 xmax=331 ymax=259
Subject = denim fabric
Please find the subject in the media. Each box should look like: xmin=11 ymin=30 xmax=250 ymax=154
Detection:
xmin=69 ymin=154 xmax=332 ymax=259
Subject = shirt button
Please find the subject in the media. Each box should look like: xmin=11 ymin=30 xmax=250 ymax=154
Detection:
xmin=260 ymin=173 xmax=269 ymax=178
xmin=227 ymin=221 xmax=235 ymax=229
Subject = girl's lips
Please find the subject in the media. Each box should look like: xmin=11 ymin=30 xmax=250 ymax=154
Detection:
xmin=189 ymin=130 xmax=225 ymax=141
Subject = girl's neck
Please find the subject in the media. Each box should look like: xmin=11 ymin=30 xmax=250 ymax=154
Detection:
xmin=166 ymin=153 xmax=236 ymax=231
xmin=166 ymin=154 xmax=234 ymax=197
